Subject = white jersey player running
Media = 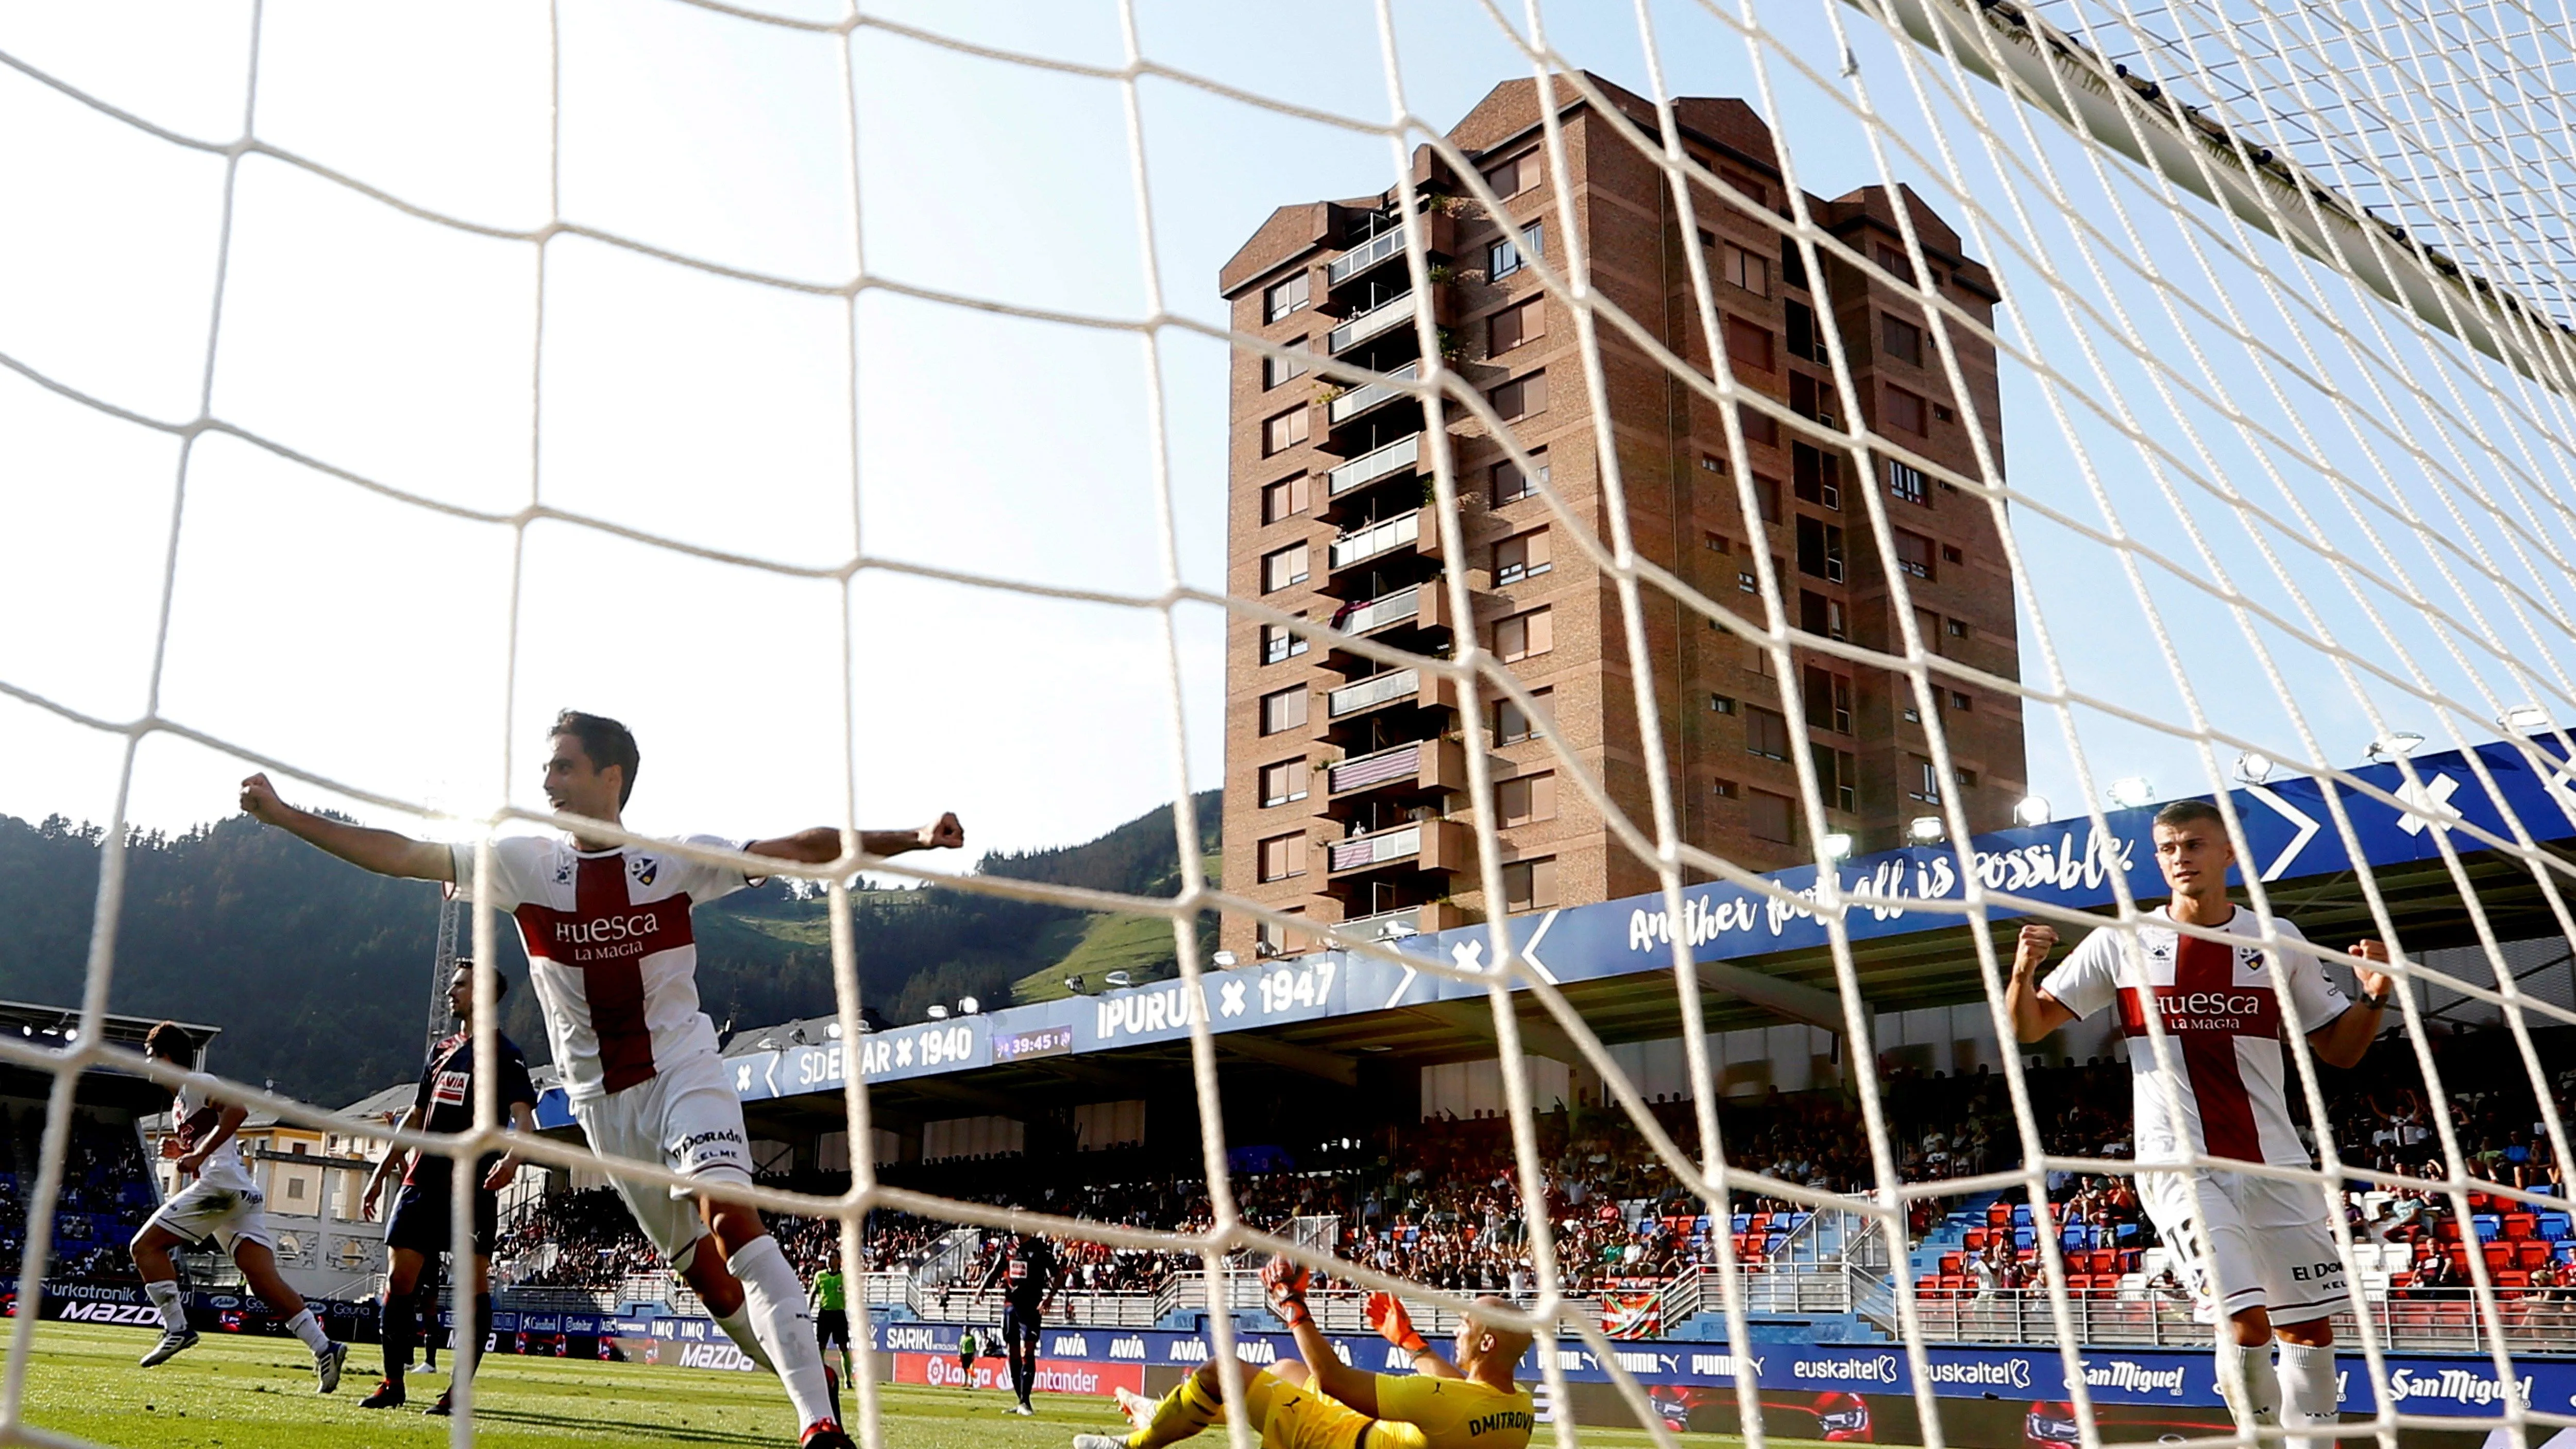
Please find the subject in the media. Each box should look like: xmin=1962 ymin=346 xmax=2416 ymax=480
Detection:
xmin=2009 ymin=799 xmax=2394 ymax=1448
xmin=241 ymin=709 xmax=963 ymax=1449
xmin=129 ymin=1022 xmax=349 ymax=1390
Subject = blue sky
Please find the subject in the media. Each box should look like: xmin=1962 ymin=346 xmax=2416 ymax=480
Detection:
xmin=3 ymin=0 xmax=2569 ymax=871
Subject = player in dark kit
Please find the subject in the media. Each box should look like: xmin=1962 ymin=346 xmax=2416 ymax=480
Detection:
xmin=358 ymin=960 xmax=540 ymax=1414
xmin=977 ymin=1233 xmax=1059 ymax=1416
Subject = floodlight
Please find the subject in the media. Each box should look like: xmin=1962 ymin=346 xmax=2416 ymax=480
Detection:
xmin=2107 ymin=777 xmax=2155 ymax=808
xmin=925 ymin=1005 xmax=950 ymax=1020
xmin=2235 ymin=753 xmax=2274 ymax=783
xmin=1820 ymin=832 xmax=1855 ymax=860
xmin=2012 ymin=796 xmax=2050 ymax=827
xmin=1908 ymin=816 xmax=1947 ymax=844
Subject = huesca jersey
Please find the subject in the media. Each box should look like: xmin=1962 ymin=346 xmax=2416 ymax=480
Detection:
xmin=1372 ymin=1373 xmax=1535 ymax=1449
xmin=2040 ymin=904 xmax=2351 ymax=1167
xmin=170 ymin=1079 xmax=256 ymax=1192
xmin=450 ymin=836 xmax=758 ymax=1102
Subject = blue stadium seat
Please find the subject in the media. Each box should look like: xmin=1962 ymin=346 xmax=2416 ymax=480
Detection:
xmin=2539 ymin=1213 xmax=2572 ymax=1241
xmin=2472 ymin=1214 xmax=2502 ymax=1241
xmin=2012 ymin=1204 xmax=2033 ymax=1226
xmin=2013 ymin=1227 xmax=2035 ymax=1251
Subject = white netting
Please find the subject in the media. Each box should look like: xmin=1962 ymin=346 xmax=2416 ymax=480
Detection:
xmin=3 ymin=3 xmax=2576 ymax=1448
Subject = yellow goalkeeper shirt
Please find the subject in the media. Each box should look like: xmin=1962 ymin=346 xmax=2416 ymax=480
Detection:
xmin=1370 ymin=1373 xmax=1536 ymax=1449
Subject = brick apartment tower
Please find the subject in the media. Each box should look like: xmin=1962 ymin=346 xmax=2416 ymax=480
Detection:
xmin=1217 ymin=74 xmax=2025 ymax=961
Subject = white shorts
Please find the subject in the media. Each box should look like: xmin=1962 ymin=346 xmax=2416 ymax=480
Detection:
xmin=570 ymin=1047 xmax=754 ymax=1265
xmin=2142 ymin=1167 xmax=2347 ymax=1324
xmin=144 ymin=1173 xmax=275 ymax=1256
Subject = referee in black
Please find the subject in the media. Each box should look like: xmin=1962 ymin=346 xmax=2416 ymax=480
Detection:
xmin=975 ymin=1232 xmax=1058 ymax=1417
xmin=358 ymin=960 xmax=539 ymax=1415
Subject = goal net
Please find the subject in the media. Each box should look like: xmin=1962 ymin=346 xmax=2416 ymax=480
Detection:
xmin=3 ymin=2 xmax=2575 ymax=1448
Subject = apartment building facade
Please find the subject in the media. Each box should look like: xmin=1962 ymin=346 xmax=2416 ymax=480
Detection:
xmin=1217 ymin=74 xmax=2025 ymax=961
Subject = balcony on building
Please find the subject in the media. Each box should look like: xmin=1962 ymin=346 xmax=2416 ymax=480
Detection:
xmin=1327 ymin=819 xmax=1468 ymax=878
xmin=1325 ymin=432 xmax=1422 ymax=510
xmin=1321 ymin=361 xmax=1425 ymax=453
xmin=1332 ymin=899 xmax=1471 ymax=943
xmin=1327 ymin=509 xmax=1432 ymax=575
xmin=1328 ymin=736 xmax=1467 ymax=800
xmin=1324 ymin=210 xmax=1455 ymax=300
xmin=1330 ymin=578 xmax=1450 ymax=640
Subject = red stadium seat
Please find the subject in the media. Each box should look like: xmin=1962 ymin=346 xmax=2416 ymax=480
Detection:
xmin=2517 ymin=1242 xmax=2552 ymax=1270
xmin=1940 ymin=1252 xmax=1964 ymax=1275
xmin=1963 ymin=1228 xmax=1989 ymax=1251
xmin=2434 ymin=1218 xmax=2464 ymax=1242
xmin=2494 ymin=1270 xmax=2530 ymax=1296
xmin=1918 ymin=1274 xmax=1944 ymax=1299
xmin=2483 ymin=1243 xmax=2514 ymax=1274
xmin=1939 ymin=1274 xmax=1970 ymax=1297
xmin=2505 ymin=1214 xmax=2537 ymax=1240
xmin=1988 ymin=1202 xmax=2013 ymax=1228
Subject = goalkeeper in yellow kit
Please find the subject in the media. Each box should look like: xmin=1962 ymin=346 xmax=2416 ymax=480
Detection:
xmin=1071 ymin=1258 xmax=1534 ymax=1449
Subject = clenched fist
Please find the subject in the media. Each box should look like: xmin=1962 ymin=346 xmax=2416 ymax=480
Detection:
xmin=2013 ymin=923 xmax=2058 ymax=976
xmin=240 ymin=773 xmax=289 ymax=825
xmin=919 ymin=813 xmax=965 ymax=850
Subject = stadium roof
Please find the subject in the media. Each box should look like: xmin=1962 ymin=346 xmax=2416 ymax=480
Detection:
xmin=527 ymin=739 xmax=2576 ymax=1134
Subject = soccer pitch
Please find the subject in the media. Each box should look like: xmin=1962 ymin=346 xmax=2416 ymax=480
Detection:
xmin=1 ymin=1323 xmax=1798 ymax=1447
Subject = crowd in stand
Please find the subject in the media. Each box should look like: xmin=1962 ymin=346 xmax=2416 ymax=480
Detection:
xmin=0 ymin=1107 xmax=157 ymax=1283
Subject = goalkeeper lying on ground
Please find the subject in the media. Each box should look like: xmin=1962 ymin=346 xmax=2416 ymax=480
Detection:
xmin=1072 ymin=1258 xmax=1534 ymax=1449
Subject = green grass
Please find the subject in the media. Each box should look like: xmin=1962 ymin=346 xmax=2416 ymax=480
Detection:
xmin=2 ymin=1322 xmax=1786 ymax=1447
xmin=1011 ymin=913 xmax=1182 ymax=1004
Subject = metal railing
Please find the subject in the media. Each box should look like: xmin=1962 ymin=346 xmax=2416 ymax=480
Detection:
xmin=1327 ymin=292 xmax=1417 ymax=354
xmin=1327 ymin=229 xmax=1405 ymax=286
xmin=1328 ymin=669 xmax=1419 ymax=718
xmin=1328 ymin=510 xmax=1419 ymax=569
xmin=1335 ymin=584 xmax=1422 ymax=636
xmin=1330 ymin=740 xmax=1420 ymax=794
xmin=1327 ymin=434 xmax=1420 ymax=496
xmin=1329 ymin=824 xmax=1421 ymax=873
xmin=1328 ymin=361 xmax=1420 ymax=424
xmin=1906 ymin=1288 xmax=2576 ymax=1352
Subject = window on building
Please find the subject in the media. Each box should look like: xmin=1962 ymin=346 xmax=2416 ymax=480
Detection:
xmin=1780 ymin=232 xmax=1808 ymax=289
xmin=1496 ymin=772 xmax=1557 ymax=827
xmin=1744 ymin=704 xmax=1789 ymax=760
xmin=1784 ymin=299 xmax=1823 ymax=364
xmin=1789 ymin=371 xmax=1840 ymax=429
xmin=1709 ymin=693 xmax=1737 ymax=714
xmin=1803 ymin=666 xmax=1853 ymax=734
xmin=1492 ymin=371 xmax=1549 ymax=420
xmin=1946 ymin=617 xmax=1970 ymax=640
xmin=1795 ymin=516 xmax=1845 ymax=583
xmin=1883 ymin=314 xmax=1922 ymax=367
xmin=1713 ymin=778 xmax=1739 ymax=799
xmin=1264 ymin=272 xmax=1310 ymax=322
xmin=1494 ymin=528 xmax=1552 ymax=585
xmin=1739 ymin=404 xmax=1778 ymax=449
xmin=1261 ymin=621 xmax=1308 ymax=665
xmin=1909 ymin=754 xmax=1942 ymax=804
xmin=1491 ymin=447 xmax=1548 ymax=504
xmin=1263 ymin=406 xmax=1310 ymax=456
xmin=1943 ymin=544 xmax=1964 ymax=565
xmin=1705 ymin=531 xmax=1732 ymax=553
xmin=1800 ymin=589 xmax=1848 ymax=641
xmin=1723 ymin=242 xmax=1769 ymax=296
xmin=1490 ymin=296 xmax=1545 ymax=354
xmin=1494 ymin=606 xmax=1554 ymax=662
xmin=1792 ymin=441 xmax=1840 ymax=509
xmin=1960 ymin=768 xmax=1980 ymax=789
xmin=1724 ymin=315 xmax=1774 ymax=373
xmin=1262 ymin=474 xmax=1311 ymax=523
xmin=1257 ymin=832 xmax=1308 ymax=882
xmin=1261 ymin=541 xmax=1310 ymax=593
xmin=1888 ymin=459 xmax=1928 ymax=506
xmin=1884 ymin=385 xmax=1928 ymax=436
xmin=1894 ymin=529 xmax=1936 ymax=579
xmin=1501 ymin=857 xmax=1560 ymax=912
xmin=1934 ymin=403 xmax=1955 ymax=423
xmin=1263 ymin=337 xmax=1311 ymax=389
xmin=1493 ymin=686 xmax=1552 ymax=743
xmin=1738 ymin=570 xmax=1758 ymax=593
xmin=1915 ymin=606 xmax=1943 ymax=653
xmin=1488 ymin=221 xmax=1544 ymax=279
xmin=1753 ymin=473 xmax=1783 ymax=524
xmin=1875 ymin=241 xmax=1912 ymax=277
xmin=1746 ymin=788 xmax=1795 ymax=843
xmin=1719 ymin=166 xmax=1767 ymax=209
xmin=1484 ymin=151 xmax=1542 ymax=199
xmin=1950 ymin=690 xmax=1972 ymax=711
xmin=1259 ymin=685 xmax=1308 ymax=735
xmin=1260 ymin=759 xmax=1310 ymax=807
xmin=1258 ymin=910 xmax=1310 ymax=956
xmin=1812 ymin=743 xmax=1859 ymax=813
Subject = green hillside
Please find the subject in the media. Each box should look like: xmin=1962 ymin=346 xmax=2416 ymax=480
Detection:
xmin=0 ymin=793 xmax=1218 ymax=1108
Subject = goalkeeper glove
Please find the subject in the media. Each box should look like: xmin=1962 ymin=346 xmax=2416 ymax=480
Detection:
xmin=1364 ymin=1291 xmax=1427 ymax=1356
xmin=1261 ymin=1256 xmax=1312 ymax=1327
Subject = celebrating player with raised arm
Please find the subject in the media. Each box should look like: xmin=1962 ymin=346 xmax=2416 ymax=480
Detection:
xmin=358 ymin=958 xmax=540 ymax=1416
xmin=2006 ymin=798 xmax=2393 ymax=1448
xmin=1076 ymin=1258 xmax=1535 ymax=1449
xmin=241 ymin=709 xmax=963 ymax=1449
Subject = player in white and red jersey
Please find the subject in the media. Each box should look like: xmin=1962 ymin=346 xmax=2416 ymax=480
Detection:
xmin=240 ymin=709 xmax=963 ymax=1449
xmin=2008 ymin=798 xmax=2394 ymax=1447
xmin=129 ymin=1022 xmax=349 ymax=1389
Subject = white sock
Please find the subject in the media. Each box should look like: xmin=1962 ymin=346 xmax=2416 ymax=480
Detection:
xmin=145 ymin=1280 xmax=187 ymax=1334
xmin=730 ymin=1234 xmax=836 ymax=1431
xmin=2277 ymin=1342 xmax=2337 ymax=1449
xmin=283 ymin=1307 xmax=331 ymax=1356
xmin=714 ymin=1304 xmax=776 ymax=1373
xmin=2218 ymin=1340 xmax=2281 ymax=1428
